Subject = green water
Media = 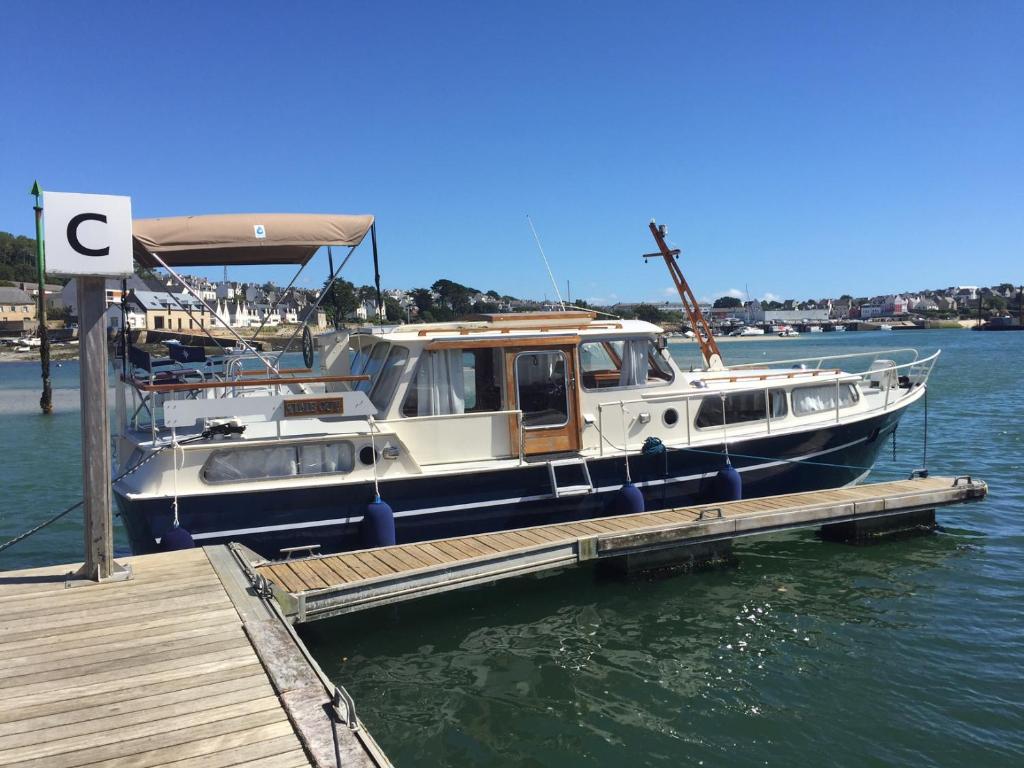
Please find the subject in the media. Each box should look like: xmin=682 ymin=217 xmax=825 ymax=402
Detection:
xmin=2 ymin=331 xmax=1022 ymax=766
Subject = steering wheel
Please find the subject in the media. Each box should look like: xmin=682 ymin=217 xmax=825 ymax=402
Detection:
xmin=301 ymin=326 xmax=314 ymax=369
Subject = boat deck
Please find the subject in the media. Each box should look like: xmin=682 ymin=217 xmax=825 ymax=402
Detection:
xmin=0 ymin=547 xmax=388 ymax=768
xmin=253 ymin=476 xmax=987 ymax=623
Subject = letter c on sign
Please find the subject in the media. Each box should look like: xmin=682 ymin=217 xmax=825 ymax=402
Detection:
xmin=67 ymin=212 xmax=110 ymax=257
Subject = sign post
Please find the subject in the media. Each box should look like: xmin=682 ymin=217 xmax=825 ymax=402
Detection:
xmin=43 ymin=191 xmax=133 ymax=582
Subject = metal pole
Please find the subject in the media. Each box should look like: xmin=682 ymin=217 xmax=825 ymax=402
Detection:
xmin=328 ymin=246 xmax=339 ymax=329
xmin=280 ymin=246 xmax=356 ymax=358
xmin=31 ymin=181 xmax=52 ymax=414
xmin=370 ymin=223 xmax=383 ymax=322
xmin=73 ymin=275 xmax=127 ymax=582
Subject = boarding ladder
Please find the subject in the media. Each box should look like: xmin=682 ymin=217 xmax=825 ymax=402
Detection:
xmin=547 ymin=457 xmax=594 ymax=498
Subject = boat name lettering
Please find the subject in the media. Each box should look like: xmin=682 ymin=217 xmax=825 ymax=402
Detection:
xmin=283 ymin=397 xmax=345 ymax=417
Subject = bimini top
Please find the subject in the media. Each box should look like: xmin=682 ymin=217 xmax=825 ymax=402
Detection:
xmin=132 ymin=213 xmax=374 ymax=268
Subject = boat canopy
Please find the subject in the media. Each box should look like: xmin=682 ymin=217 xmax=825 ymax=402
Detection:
xmin=132 ymin=213 xmax=375 ymax=268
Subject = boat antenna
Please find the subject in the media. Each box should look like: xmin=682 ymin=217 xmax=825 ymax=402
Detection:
xmin=526 ymin=214 xmax=565 ymax=310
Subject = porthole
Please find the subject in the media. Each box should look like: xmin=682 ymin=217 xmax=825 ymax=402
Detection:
xmin=359 ymin=446 xmax=377 ymax=466
xmin=663 ymin=408 xmax=679 ymax=427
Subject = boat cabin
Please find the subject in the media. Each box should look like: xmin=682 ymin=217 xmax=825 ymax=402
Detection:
xmin=316 ymin=310 xmax=678 ymax=460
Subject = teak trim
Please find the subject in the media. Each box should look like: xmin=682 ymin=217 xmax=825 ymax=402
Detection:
xmin=416 ymin=322 xmax=622 ymax=336
xmin=128 ymin=374 xmax=369 ymax=393
xmin=426 ymin=335 xmax=578 ymax=351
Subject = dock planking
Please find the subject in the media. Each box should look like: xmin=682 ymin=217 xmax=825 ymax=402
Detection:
xmin=0 ymin=547 xmax=388 ymax=768
xmin=252 ymin=476 xmax=988 ymax=623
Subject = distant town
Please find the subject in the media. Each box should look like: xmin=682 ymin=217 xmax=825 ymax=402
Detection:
xmin=1 ymin=230 xmax=1021 ymax=337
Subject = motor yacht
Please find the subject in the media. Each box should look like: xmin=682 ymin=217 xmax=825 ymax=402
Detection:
xmin=112 ymin=215 xmax=939 ymax=558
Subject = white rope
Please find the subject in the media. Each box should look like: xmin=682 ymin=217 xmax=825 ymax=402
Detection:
xmin=720 ymin=393 xmax=731 ymax=464
xmin=171 ymin=429 xmax=182 ymax=527
xmin=619 ymin=403 xmax=632 ymax=483
xmin=367 ymin=418 xmax=382 ymax=499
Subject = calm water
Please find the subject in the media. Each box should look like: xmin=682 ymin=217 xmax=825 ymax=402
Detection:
xmin=2 ymin=331 xmax=1022 ymax=766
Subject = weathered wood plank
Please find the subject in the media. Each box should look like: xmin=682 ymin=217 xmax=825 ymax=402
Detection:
xmin=0 ymin=606 xmax=235 ymax=663
xmin=1 ymin=625 xmax=244 ymax=682
xmin=0 ymin=648 xmax=258 ymax=712
xmin=0 ymin=679 xmax=276 ymax=752
xmin=0 ymin=695 xmax=282 ymax=765
xmin=161 ymin=735 xmax=309 ymax=768
xmin=360 ymin=551 xmax=399 ymax=576
xmin=414 ymin=541 xmax=456 ymax=564
xmin=313 ymin=557 xmax=357 ymax=584
xmin=287 ymin=560 xmax=332 ymax=591
xmin=0 ymin=592 xmax=233 ymax=643
xmin=437 ymin=538 xmax=480 ymax=560
xmin=4 ymin=711 xmax=293 ymax=768
xmin=371 ymin=548 xmax=412 ymax=574
xmin=389 ymin=546 xmax=433 ymax=569
xmin=337 ymin=554 xmax=381 ymax=581
xmin=3 ymin=641 xmax=255 ymax=706
xmin=0 ymin=672 xmax=270 ymax=739
xmin=0 ymin=662 xmax=264 ymax=726
xmin=0 ymin=577 xmax=226 ymax=620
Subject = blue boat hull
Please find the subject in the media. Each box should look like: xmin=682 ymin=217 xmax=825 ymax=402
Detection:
xmin=116 ymin=410 xmax=902 ymax=559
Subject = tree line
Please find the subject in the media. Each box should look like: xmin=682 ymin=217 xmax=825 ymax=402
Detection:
xmin=0 ymin=231 xmax=69 ymax=285
xmin=321 ymin=277 xmax=519 ymax=325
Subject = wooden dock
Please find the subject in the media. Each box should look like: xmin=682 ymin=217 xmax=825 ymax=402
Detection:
xmin=0 ymin=547 xmax=390 ymax=768
xmin=251 ymin=476 xmax=987 ymax=623
xmin=0 ymin=476 xmax=987 ymax=765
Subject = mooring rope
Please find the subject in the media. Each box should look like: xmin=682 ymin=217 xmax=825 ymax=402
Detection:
xmin=0 ymin=432 xmax=209 ymax=555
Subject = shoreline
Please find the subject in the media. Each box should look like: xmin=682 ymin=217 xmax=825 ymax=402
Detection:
xmin=1 ymin=323 xmax=974 ymax=363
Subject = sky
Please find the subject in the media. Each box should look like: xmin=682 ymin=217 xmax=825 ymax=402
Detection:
xmin=1 ymin=1 xmax=1021 ymax=305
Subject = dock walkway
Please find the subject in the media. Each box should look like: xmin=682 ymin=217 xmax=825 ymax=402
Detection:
xmin=0 ymin=547 xmax=387 ymax=768
xmin=253 ymin=476 xmax=987 ymax=623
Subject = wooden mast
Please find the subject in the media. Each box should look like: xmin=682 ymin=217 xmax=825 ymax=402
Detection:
xmin=644 ymin=220 xmax=724 ymax=370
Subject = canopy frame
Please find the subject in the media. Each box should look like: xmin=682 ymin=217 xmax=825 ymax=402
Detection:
xmin=131 ymin=212 xmax=375 ymax=375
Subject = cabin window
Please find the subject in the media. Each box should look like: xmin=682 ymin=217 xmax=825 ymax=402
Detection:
xmin=369 ymin=346 xmax=409 ymax=411
xmin=354 ymin=342 xmax=391 ymax=393
xmin=792 ymin=383 xmax=860 ymax=416
xmin=515 ymin=350 xmax=569 ymax=428
xmin=695 ymin=389 xmax=788 ymax=428
xmin=202 ymin=441 xmax=354 ymax=483
xmin=349 ymin=339 xmax=380 ymax=378
xmin=580 ymin=338 xmax=673 ymax=390
xmin=402 ymin=348 xmax=503 ymax=417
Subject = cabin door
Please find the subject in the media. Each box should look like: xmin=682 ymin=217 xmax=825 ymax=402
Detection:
xmin=505 ymin=345 xmax=581 ymax=456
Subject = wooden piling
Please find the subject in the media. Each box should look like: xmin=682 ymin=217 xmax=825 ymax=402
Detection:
xmin=73 ymin=275 xmax=122 ymax=582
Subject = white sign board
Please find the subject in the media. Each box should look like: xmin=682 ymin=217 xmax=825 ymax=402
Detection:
xmin=43 ymin=192 xmax=133 ymax=277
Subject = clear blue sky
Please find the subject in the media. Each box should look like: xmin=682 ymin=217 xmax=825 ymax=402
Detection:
xmin=1 ymin=1 xmax=1020 ymax=304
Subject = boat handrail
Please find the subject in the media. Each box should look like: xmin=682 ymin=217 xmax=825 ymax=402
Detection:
xmin=595 ymin=350 xmax=940 ymax=453
xmin=224 ymin=352 xmax=284 ymax=380
xmin=237 ymin=367 xmax=313 ymax=376
xmin=727 ymin=347 xmax=921 ymax=371
xmin=696 ymin=368 xmax=844 ymax=384
xmin=379 ymin=408 xmax=524 ymax=424
xmin=127 ymin=373 xmax=369 ymax=394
